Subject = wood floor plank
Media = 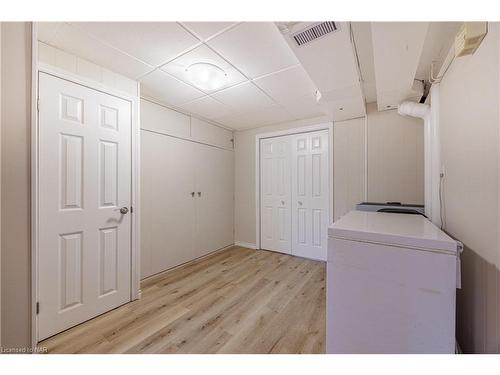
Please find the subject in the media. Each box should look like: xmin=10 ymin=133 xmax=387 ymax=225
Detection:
xmin=40 ymin=246 xmax=326 ymax=354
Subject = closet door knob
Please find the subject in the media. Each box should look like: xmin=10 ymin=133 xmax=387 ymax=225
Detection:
xmin=191 ymin=192 xmax=195 ymax=197
xmin=298 ymin=201 xmax=303 ymax=206
xmin=198 ymin=192 xmax=202 ymax=197
xmin=281 ymin=200 xmax=285 ymax=205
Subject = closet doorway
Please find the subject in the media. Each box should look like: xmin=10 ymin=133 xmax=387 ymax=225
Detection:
xmin=256 ymin=124 xmax=333 ymax=261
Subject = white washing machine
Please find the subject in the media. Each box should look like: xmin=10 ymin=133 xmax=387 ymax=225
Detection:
xmin=326 ymin=210 xmax=461 ymax=353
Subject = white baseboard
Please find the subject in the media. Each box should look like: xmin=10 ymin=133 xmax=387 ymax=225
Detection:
xmin=234 ymin=241 xmax=258 ymax=250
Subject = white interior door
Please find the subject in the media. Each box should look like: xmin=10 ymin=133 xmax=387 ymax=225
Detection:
xmin=140 ymin=132 xmax=197 ymax=278
xmin=291 ymin=130 xmax=329 ymax=260
xmin=194 ymin=143 xmax=234 ymax=257
xmin=260 ymin=136 xmax=292 ymax=254
xmin=38 ymin=72 xmax=132 ymax=341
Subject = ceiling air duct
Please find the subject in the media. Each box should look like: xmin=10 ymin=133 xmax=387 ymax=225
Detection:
xmin=291 ymin=22 xmax=339 ymax=46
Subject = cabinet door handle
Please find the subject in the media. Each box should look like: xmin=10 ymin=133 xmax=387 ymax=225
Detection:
xmin=198 ymin=192 xmax=202 ymax=197
xmin=191 ymin=192 xmax=195 ymax=197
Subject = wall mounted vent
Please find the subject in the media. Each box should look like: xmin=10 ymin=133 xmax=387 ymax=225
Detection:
xmin=291 ymin=22 xmax=338 ymax=46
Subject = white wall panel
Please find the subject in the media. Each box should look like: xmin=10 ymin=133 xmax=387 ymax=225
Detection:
xmin=37 ymin=41 xmax=138 ymax=96
xmin=140 ymin=99 xmax=234 ymax=151
xmin=438 ymin=24 xmax=500 ymax=353
xmin=191 ymin=117 xmax=233 ymax=150
xmin=366 ymin=103 xmax=424 ymax=205
xmin=333 ymin=117 xmax=365 ymax=221
xmin=140 ymin=99 xmax=190 ymax=139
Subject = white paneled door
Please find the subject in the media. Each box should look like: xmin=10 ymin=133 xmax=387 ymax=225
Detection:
xmin=38 ymin=73 xmax=132 ymax=341
xmin=260 ymin=130 xmax=329 ymax=260
xmin=260 ymin=137 xmax=292 ymax=254
xmin=290 ymin=130 xmax=329 ymax=261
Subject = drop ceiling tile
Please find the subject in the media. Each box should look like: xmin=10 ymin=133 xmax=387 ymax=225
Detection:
xmin=160 ymin=44 xmax=247 ymax=93
xmin=207 ymin=22 xmax=299 ymax=78
xmin=181 ymin=22 xmax=238 ymax=41
xmin=329 ymin=95 xmax=366 ymax=121
xmin=71 ymin=22 xmax=200 ymax=67
xmin=140 ymin=70 xmax=205 ymax=106
xmin=254 ymin=65 xmax=318 ymax=106
xmin=281 ymin=95 xmax=326 ymax=119
xmin=211 ymin=81 xmax=275 ymax=112
xmin=179 ymin=96 xmax=232 ymax=120
xmin=50 ymin=23 xmax=153 ymax=79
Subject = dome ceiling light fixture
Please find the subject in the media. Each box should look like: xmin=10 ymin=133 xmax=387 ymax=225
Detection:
xmin=185 ymin=62 xmax=228 ymax=91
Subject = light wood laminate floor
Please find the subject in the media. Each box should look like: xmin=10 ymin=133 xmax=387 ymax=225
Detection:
xmin=40 ymin=246 xmax=326 ymax=354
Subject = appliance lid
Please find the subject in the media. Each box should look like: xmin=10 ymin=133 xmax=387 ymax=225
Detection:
xmin=329 ymin=210 xmax=458 ymax=254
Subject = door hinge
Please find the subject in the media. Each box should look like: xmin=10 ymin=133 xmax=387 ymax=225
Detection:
xmin=36 ymin=302 xmax=40 ymax=315
xmin=37 ymin=98 xmax=40 ymax=112
xmin=130 ymin=206 xmax=133 ymax=213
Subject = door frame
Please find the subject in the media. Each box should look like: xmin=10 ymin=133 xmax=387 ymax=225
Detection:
xmin=255 ymin=123 xmax=334 ymax=254
xmin=30 ymin=27 xmax=141 ymax=345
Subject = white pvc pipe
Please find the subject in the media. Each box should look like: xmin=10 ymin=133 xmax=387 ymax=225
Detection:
xmin=398 ymin=101 xmax=430 ymax=119
xmin=429 ymin=85 xmax=442 ymax=227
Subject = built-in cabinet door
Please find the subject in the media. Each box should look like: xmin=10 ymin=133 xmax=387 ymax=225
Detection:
xmin=260 ymin=137 xmax=292 ymax=254
xmin=194 ymin=143 xmax=234 ymax=257
xmin=290 ymin=130 xmax=329 ymax=260
xmin=38 ymin=72 xmax=132 ymax=340
xmin=141 ymin=132 xmax=234 ymax=279
xmin=141 ymin=131 xmax=197 ymax=277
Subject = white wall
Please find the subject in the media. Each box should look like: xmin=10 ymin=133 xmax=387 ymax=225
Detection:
xmin=1 ymin=22 xmax=32 ymax=349
xmin=333 ymin=117 xmax=366 ymax=220
xmin=140 ymin=98 xmax=233 ymax=150
xmin=366 ymin=103 xmax=424 ymax=204
xmin=438 ymin=23 xmax=500 ymax=353
xmin=37 ymin=41 xmax=137 ymax=97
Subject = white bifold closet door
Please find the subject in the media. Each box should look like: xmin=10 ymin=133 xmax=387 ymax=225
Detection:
xmin=141 ymin=131 xmax=234 ymax=278
xmin=260 ymin=137 xmax=292 ymax=254
xmin=260 ymin=130 xmax=329 ymax=261
xmin=38 ymin=73 xmax=132 ymax=340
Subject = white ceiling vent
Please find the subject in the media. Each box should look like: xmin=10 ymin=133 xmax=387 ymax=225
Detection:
xmin=291 ymin=22 xmax=338 ymax=46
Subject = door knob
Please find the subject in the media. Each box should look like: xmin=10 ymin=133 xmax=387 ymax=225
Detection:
xmin=191 ymin=192 xmax=195 ymax=197
xmin=298 ymin=201 xmax=303 ymax=206
xmin=198 ymin=192 xmax=202 ymax=197
xmin=281 ymin=200 xmax=285 ymax=205
xmin=119 ymin=207 xmax=129 ymax=215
